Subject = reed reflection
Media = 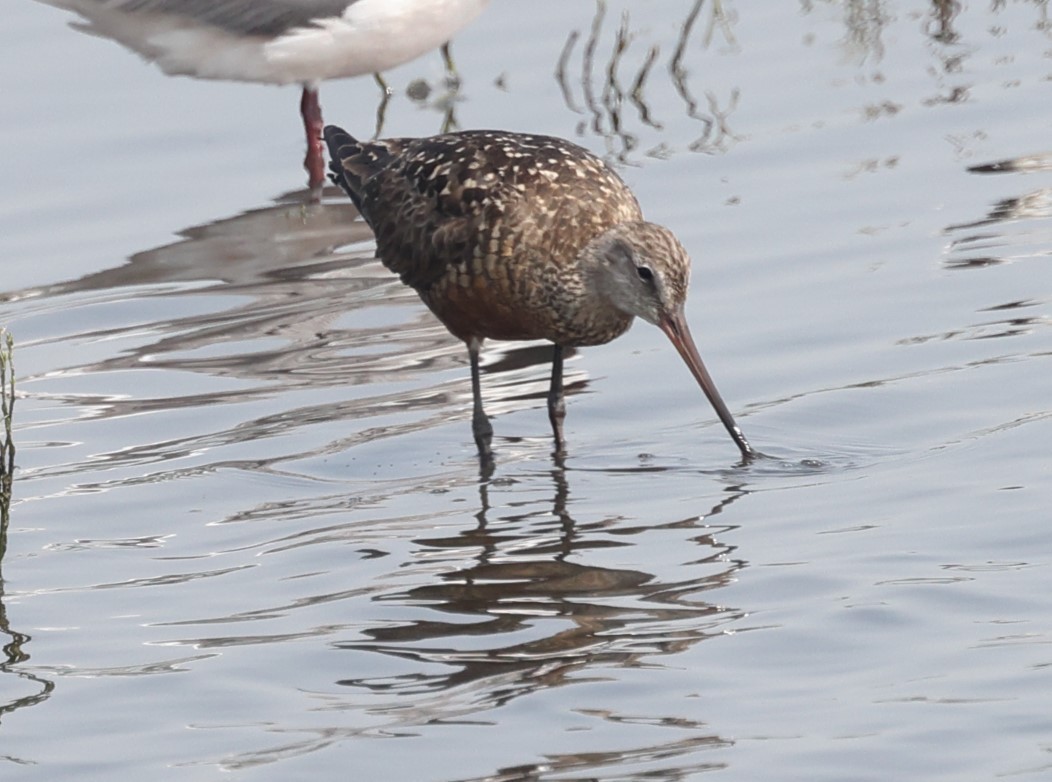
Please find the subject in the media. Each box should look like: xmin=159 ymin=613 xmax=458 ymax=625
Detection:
xmin=0 ymin=477 xmax=55 ymax=728
xmin=556 ymin=0 xmax=741 ymax=161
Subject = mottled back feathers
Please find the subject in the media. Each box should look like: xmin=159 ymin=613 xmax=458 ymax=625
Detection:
xmin=325 ymin=126 xmax=649 ymax=344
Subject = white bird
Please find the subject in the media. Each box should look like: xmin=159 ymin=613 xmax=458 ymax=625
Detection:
xmin=39 ymin=0 xmax=490 ymax=189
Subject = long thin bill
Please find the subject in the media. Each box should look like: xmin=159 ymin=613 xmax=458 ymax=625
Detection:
xmin=659 ymin=309 xmax=755 ymax=460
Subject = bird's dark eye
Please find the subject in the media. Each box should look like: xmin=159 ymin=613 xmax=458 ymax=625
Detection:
xmin=636 ymin=265 xmax=654 ymax=283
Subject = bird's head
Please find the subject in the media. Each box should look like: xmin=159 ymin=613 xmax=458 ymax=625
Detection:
xmin=585 ymin=221 xmax=691 ymax=327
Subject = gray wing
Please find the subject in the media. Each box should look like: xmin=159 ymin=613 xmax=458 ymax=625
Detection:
xmin=98 ymin=0 xmax=357 ymax=36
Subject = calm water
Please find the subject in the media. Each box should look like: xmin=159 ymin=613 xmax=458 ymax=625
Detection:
xmin=3 ymin=1 xmax=1052 ymax=780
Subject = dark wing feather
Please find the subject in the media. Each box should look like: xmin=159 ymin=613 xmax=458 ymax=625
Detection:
xmin=111 ymin=0 xmax=355 ymax=36
xmin=325 ymin=125 xmax=383 ymax=217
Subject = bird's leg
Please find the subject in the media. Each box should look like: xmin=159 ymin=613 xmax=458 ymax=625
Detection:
xmin=441 ymin=42 xmax=461 ymax=89
xmin=468 ymin=339 xmax=493 ymax=460
xmin=548 ymin=345 xmax=567 ymax=452
xmin=299 ymin=86 xmax=326 ymax=193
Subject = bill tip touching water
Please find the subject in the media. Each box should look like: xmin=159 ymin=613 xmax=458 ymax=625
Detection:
xmin=324 ymin=124 xmax=755 ymax=463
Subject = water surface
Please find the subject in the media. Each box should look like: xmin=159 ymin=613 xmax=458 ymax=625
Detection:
xmin=3 ymin=2 xmax=1052 ymax=780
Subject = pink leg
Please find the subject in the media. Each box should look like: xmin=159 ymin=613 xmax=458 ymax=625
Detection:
xmin=300 ymin=86 xmax=326 ymax=191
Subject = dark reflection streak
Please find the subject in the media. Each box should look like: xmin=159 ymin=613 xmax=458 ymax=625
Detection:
xmin=670 ymin=0 xmax=718 ymax=153
xmin=1036 ymin=1 xmax=1052 ymax=33
xmin=670 ymin=0 xmax=704 ymax=90
xmin=0 ymin=500 xmax=56 ymax=724
xmin=969 ymin=155 xmax=1052 ymax=174
xmin=946 ymin=191 xmax=1050 ymax=230
xmin=603 ymin=12 xmax=637 ymax=161
xmin=689 ymin=89 xmax=741 ymax=153
xmin=582 ymin=0 xmax=608 ymax=136
xmin=980 ymin=300 xmax=1039 ymax=312
xmin=555 ymin=30 xmax=584 ymax=114
xmin=631 ymin=45 xmax=663 ymax=131
xmin=0 ymin=426 xmax=52 ymax=724
xmin=926 ymin=0 xmax=962 ymax=44
xmin=840 ymin=0 xmax=889 ymax=62
xmin=705 ymin=482 xmax=748 ymax=522
xmin=550 ymin=451 xmax=577 ymax=562
xmin=966 ymin=317 xmax=1038 ymax=340
xmin=669 ymin=0 xmax=704 ymax=116
xmin=920 ymin=0 xmax=969 ymax=106
xmin=701 ymin=0 xmax=737 ymax=49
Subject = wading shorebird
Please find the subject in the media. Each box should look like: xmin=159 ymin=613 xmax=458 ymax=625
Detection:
xmin=324 ymin=125 xmax=755 ymax=462
xmin=39 ymin=0 xmax=489 ymax=189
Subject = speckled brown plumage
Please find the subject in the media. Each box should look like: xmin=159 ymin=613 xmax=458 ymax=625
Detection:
xmin=327 ymin=128 xmax=648 ymax=344
xmin=324 ymin=125 xmax=754 ymax=463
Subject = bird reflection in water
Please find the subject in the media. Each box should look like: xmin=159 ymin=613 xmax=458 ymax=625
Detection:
xmin=334 ymin=461 xmax=748 ymax=747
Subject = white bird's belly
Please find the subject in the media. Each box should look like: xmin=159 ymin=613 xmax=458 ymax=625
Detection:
xmin=266 ymin=0 xmax=489 ymax=83
xmin=42 ymin=0 xmax=489 ymax=85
